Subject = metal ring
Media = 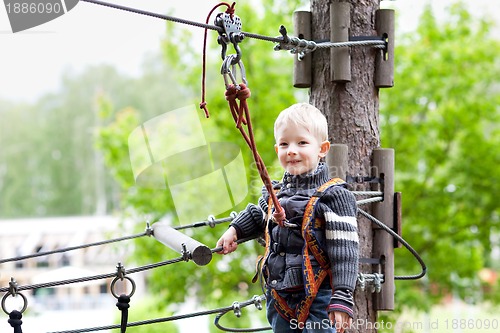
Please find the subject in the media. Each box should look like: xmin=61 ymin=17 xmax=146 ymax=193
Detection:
xmin=1 ymin=291 xmax=28 ymax=315
xmin=110 ymin=276 xmax=136 ymax=299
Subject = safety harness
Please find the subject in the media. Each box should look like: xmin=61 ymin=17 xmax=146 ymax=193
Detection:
xmin=261 ymin=177 xmax=346 ymax=325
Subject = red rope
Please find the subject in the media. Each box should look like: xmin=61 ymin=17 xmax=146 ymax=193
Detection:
xmin=200 ymin=2 xmax=236 ymax=118
xmin=199 ymin=2 xmax=285 ymax=225
xmin=225 ymin=84 xmax=285 ymax=226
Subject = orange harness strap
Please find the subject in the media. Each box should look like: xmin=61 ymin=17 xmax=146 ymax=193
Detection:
xmin=265 ymin=178 xmax=345 ymax=325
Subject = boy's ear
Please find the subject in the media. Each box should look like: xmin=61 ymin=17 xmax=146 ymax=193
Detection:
xmin=274 ymin=144 xmax=278 ymax=154
xmin=319 ymin=140 xmax=330 ymax=158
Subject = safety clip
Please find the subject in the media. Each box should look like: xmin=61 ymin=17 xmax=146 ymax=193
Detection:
xmin=221 ymin=55 xmax=247 ymax=89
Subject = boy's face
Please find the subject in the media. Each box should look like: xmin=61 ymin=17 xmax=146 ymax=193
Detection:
xmin=274 ymin=122 xmax=330 ymax=176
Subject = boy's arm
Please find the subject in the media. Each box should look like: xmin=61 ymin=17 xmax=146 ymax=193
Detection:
xmin=216 ymin=200 xmax=266 ymax=255
xmin=229 ymin=198 xmax=267 ymax=239
xmin=318 ymin=185 xmax=359 ymax=318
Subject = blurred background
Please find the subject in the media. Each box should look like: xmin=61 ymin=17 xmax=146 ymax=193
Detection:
xmin=1 ymin=1 xmax=499 ymax=332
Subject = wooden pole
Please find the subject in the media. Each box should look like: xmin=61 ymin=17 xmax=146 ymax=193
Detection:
xmin=372 ymin=148 xmax=395 ymax=310
xmin=330 ymin=2 xmax=351 ymax=82
xmin=293 ymin=10 xmax=312 ymax=88
xmin=375 ymin=9 xmax=395 ymax=88
xmin=310 ymin=0 xmax=383 ymax=330
xmin=327 ymin=144 xmax=348 ymax=181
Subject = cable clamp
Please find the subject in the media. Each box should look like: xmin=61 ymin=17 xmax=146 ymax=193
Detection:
xmin=357 ymin=273 xmax=385 ymax=293
xmin=252 ymin=295 xmax=263 ymax=310
xmin=145 ymin=222 xmax=154 ymax=236
xmin=232 ymin=301 xmax=242 ymax=317
xmin=181 ymin=243 xmax=191 ymax=262
xmin=274 ymin=25 xmax=317 ymax=60
xmin=8 ymin=278 xmax=18 ymax=297
xmin=207 ymin=215 xmax=216 ymax=228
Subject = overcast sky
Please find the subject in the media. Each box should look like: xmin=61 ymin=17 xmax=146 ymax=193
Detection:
xmin=0 ymin=0 xmax=498 ymax=102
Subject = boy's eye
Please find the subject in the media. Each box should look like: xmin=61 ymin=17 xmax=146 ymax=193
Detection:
xmin=298 ymin=141 xmax=309 ymax=145
xmin=279 ymin=142 xmax=288 ymax=147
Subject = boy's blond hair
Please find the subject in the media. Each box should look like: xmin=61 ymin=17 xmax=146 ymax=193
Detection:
xmin=274 ymin=103 xmax=328 ymax=143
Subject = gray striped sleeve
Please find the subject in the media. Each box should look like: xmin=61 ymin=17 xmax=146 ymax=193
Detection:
xmin=317 ymin=186 xmax=359 ymax=291
xmin=230 ymin=203 xmax=265 ymax=239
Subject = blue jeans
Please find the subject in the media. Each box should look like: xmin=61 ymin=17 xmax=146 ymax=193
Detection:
xmin=266 ymin=288 xmax=336 ymax=333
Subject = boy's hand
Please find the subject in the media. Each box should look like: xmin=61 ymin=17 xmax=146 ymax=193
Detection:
xmin=216 ymin=226 xmax=238 ymax=254
xmin=329 ymin=311 xmax=352 ymax=333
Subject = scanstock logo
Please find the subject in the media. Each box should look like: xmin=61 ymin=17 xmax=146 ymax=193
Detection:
xmin=3 ymin=0 xmax=79 ymax=33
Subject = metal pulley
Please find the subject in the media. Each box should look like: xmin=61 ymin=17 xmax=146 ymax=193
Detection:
xmin=215 ymin=11 xmax=244 ymax=64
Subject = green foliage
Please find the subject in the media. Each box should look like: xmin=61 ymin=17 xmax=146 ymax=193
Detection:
xmin=380 ymin=2 xmax=500 ymax=310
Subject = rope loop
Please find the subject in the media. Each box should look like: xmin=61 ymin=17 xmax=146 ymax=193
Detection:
xmin=111 ymin=265 xmax=136 ymax=299
xmin=200 ymin=1 xmax=242 ymax=117
xmin=1 ymin=289 xmax=28 ymax=315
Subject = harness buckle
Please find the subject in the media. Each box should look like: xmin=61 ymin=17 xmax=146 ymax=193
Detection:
xmin=270 ymin=215 xmax=298 ymax=229
xmin=283 ymin=221 xmax=299 ymax=229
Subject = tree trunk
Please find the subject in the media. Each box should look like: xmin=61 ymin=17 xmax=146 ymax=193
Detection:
xmin=310 ymin=0 xmax=381 ymax=331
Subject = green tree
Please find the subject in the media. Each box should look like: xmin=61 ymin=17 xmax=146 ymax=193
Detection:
xmin=380 ymin=2 xmax=500 ymax=310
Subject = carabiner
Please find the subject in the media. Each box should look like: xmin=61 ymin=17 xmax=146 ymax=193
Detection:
xmin=221 ymin=55 xmax=247 ymax=88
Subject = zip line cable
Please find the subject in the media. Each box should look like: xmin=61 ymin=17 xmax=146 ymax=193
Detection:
xmin=46 ymin=295 xmax=269 ymax=333
xmin=0 ymin=197 xmax=425 ymax=332
xmin=80 ymin=0 xmax=386 ymax=51
xmin=0 ymin=214 xmax=237 ymax=265
xmin=358 ymin=208 xmax=427 ymax=280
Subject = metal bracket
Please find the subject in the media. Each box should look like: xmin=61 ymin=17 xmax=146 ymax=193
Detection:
xmin=232 ymin=301 xmax=242 ymax=317
xmin=357 ymin=273 xmax=384 ymax=293
xmin=181 ymin=243 xmax=191 ymax=262
xmin=111 ymin=263 xmax=136 ymax=299
xmin=252 ymin=295 xmax=263 ymax=310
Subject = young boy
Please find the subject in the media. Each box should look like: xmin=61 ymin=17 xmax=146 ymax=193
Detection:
xmin=217 ymin=103 xmax=359 ymax=333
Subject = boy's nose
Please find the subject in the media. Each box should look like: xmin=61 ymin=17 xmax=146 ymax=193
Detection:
xmin=287 ymin=144 xmax=297 ymax=155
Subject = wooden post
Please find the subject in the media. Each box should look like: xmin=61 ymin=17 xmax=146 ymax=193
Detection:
xmin=327 ymin=144 xmax=348 ymax=181
xmin=375 ymin=9 xmax=395 ymax=88
xmin=330 ymin=2 xmax=351 ymax=82
xmin=372 ymin=148 xmax=395 ymax=310
xmin=293 ymin=10 xmax=312 ymax=88
xmin=311 ymin=0 xmax=382 ymax=330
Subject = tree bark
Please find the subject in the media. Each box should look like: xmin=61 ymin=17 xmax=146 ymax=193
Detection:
xmin=310 ymin=0 xmax=381 ymax=331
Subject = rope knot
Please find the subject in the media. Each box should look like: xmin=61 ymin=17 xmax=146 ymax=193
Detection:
xmin=237 ymin=83 xmax=251 ymax=100
xmin=225 ymin=85 xmax=238 ymax=101
xmin=225 ymin=2 xmax=236 ymax=16
xmin=116 ymin=294 xmax=131 ymax=311
xmin=8 ymin=310 xmax=23 ymax=333
xmin=199 ymin=102 xmax=210 ymax=118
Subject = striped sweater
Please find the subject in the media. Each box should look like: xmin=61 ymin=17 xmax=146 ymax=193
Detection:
xmin=230 ymin=163 xmax=359 ymax=317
